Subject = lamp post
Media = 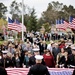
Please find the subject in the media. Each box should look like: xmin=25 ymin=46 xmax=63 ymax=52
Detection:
xmin=22 ymin=0 xmax=24 ymax=41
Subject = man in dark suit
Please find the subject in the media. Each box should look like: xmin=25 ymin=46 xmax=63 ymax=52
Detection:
xmin=27 ymin=55 xmax=50 ymax=75
xmin=52 ymin=43 xmax=60 ymax=62
xmin=38 ymin=40 xmax=43 ymax=55
xmin=42 ymin=41 xmax=47 ymax=54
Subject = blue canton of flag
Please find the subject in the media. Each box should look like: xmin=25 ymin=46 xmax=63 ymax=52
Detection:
xmin=8 ymin=17 xmax=13 ymax=23
xmin=61 ymin=18 xmax=64 ymax=24
xmin=68 ymin=16 xmax=74 ymax=29
xmin=69 ymin=16 xmax=73 ymax=23
xmin=8 ymin=17 xmax=26 ymax=32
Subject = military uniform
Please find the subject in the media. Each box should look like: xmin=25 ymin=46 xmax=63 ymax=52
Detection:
xmin=0 ymin=50 xmax=13 ymax=68
xmin=0 ymin=57 xmax=13 ymax=68
xmin=27 ymin=64 xmax=50 ymax=75
xmin=28 ymin=55 xmax=50 ymax=75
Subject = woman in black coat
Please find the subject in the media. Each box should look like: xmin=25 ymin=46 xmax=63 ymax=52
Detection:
xmin=12 ymin=52 xmax=22 ymax=68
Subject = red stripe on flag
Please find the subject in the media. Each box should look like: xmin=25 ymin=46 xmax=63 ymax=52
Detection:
xmin=56 ymin=21 xmax=69 ymax=30
xmin=6 ymin=68 xmax=74 ymax=75
xmin=8 ymin=23 xmax=26 ymax=32
xmin=69 ymin=18 xmax=75 ymax=29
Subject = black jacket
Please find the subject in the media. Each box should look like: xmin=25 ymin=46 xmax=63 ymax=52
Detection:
xmin=0 ymin=57 xmax=13 ymax=68
xmin=67 ymin=54 xmax=75 ymax=67
xmin=29 ymin=56 xmax=36 ymax=66
xmin=0 ymin=67 xmax=7 ymax=75
xmin=27 ymin=63 xmax=50 ymax=75
xmin=12 ymin=57 xmax=22 ymax=68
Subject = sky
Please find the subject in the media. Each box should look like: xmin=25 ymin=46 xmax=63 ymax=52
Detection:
xmin=0 ymin=0 xmax=75 ymax=18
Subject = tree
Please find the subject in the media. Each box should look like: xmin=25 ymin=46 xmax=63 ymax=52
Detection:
xmin=62 ymin=5 xmax=75 ymax=17
xmin=27 ymin=8 xmax=37 ymax=31
xmin=40 ymin=1 xmax=75 ymax=26
xmin=0 ymin=3 xmax=7 ymax=19
xmin=10 ymin=0 xmax=21 ymax=19
xmin=37 ymin=18 xmax=44 ymax=30
xmin=43 ymin=23 xmax=51 ymax=32
xmin=41 ymin=1 xmax=63 ymax=25
xmin=19 ymin=6 xmax=31 ymax=27
xmin=0 ymin=18 xmax=7 ymax=33
xmin=52 ymin=1 xmax=63 ymax=11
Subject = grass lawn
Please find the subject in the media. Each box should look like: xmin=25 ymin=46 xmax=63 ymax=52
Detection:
xmin=0 ymin=40 xmax=58 ymax=45
xmin=46 ymin=40 xmax=59 ymax=44
xmin=0 ymin=40 xmax=73 ymax=45
xmin=0 ymin=40 xmax=4 ymax=45
xmin=46 ymin=41 xmax=50 ymax=44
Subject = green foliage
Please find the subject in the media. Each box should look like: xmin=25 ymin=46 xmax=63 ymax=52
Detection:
xmin=37 ymin=18 xmax=44 ymax=30
xmin=26 ymin=8 xmax=38 ymax=31
xmin=10 ymin=0 xmax=21 ymax=19
xmin=0 ymin=40 xmax=4 ymax=44
xmin=52 ymin=1 xmax=63 ymax=11
xmin=40 ymin=1 xmax=75 ymax=25
xmin=0 ymin=3 xmax=7 ymax=19
xmin=43 ymin=23 xmax=51 ymax=32
xmin=0 ymin=18 xmax=7 ymax=26
xmin=10 ymin=1 xmax=38 ymax=32
xmin=9 ymin=1 xmax=75 ymax=33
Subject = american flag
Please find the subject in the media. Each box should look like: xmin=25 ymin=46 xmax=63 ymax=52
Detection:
xmin=56 ymin=19 xmax=61 ymax=29
xmin=56 ymin=19 xmax=69 ymax=30
xmin=6 ymin=68 xmax=73 ymax=75
xmin=69 ymin=16 xmax=75 ymax=29
xmin=8 ymin=17 xmax=26 ymax=32
xmin=61 ymin=21 xmax=69 ymax=29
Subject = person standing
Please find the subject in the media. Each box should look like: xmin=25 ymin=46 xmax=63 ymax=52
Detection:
xmin=1 ymin=50 xmax=13 ymax=68
xmin=27 ymin=55 xmax=50 ymax=75
xmin=47 ymin=40 xmax=54 ymax=54
xmin=0 ymin=67 xmax=7 ymax=75
xmin=43 ymin=50 xmax=55 ymax=68
xmin=67 ymin=47 xmax=75 ymax=68
xmin=12 ymin=52 xmax=22 ymax=68
xmin=52 ymin=43 xmax=60 ymax=62
xmin=29 ymin=48 xmax=40 ymax=66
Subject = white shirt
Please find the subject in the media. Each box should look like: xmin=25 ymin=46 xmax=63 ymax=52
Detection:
xmin=47 ymin=44 xmax=52 ymax=52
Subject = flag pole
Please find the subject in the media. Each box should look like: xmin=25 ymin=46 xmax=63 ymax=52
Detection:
xmin=22 ymin=0 xmax=24 ymax=41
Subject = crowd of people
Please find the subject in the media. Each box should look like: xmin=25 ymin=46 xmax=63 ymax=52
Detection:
xmin=0 ymin=31 xmax=75 ymax=69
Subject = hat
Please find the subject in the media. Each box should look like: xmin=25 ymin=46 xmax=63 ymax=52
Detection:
xmin=35 ymin=55 xmax=43 ymax=60
xmin=2 ymin=50 xmax=8 ymax=54
xmin=72 ymin=47 xmax=75 ymax=50
xmin=32 ymin=48 xmax=40 ymax=52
